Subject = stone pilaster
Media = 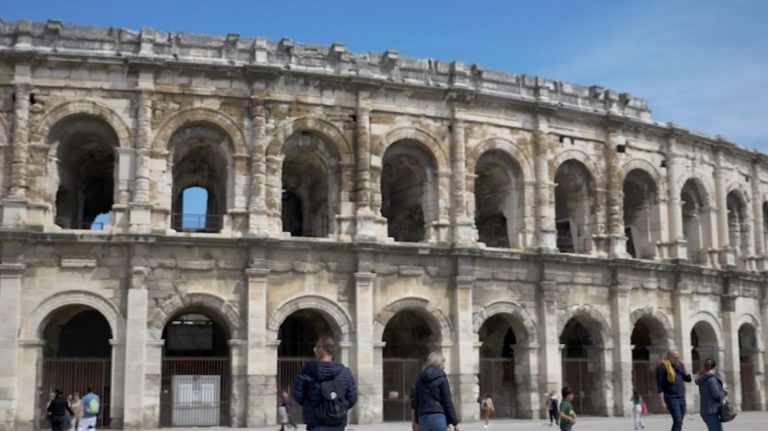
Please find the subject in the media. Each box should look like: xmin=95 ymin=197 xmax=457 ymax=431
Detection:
xmin=451 ymin=273 xmax=476 ymax=421
xmin=533 ymin=112 xmax=557 ymax=251
xmin=143 ymin=339 xmax=164 ymax=428
xmin=715 ymin=150 xmax=733 ymax=267
xmin=537 ymin=270 xmax=561 ymax=415
xmin=123 ymin=266 xmax=148 ymax=429
xmin=610 ymin=273 xmax=633 ymax=416
xmin=2 ymin=67 xmax=31 ymax=226
xmin=514 ymin=343 xmax=541 ymax=419
xmin=0 ymin=263 xmax=24 ymax=431
xmin=450 ymin=104 xmax=476 ymax=246
xmin=265 ymin=155 xmax=284 ymax=235
xmin=605 ymin=125 xmax=628 ymax=257
xmin=245 ymin=267 xmax=275 ymax=426
xmin=353 ymin=272 xmax=376 ymax=423
xmin=671 ymin=274 xmax=694 ymax=411
xmin=130 ymin=88 xmax=154 ymax=232
xmin=751 ymin=159 xmax=765 ymax=270
xmin=228 ymin=339 xmax=247 ymax=427
xmin=109 ymin=339 xmax=126 ymax=428
xmin=247 ymin=102 xmax=270 ymax=235
xmin=720 ymin=288 xmax=741 ymax=410
xmin=665 ymin=133 xmax=687 ymax=259
xmin=353 ymin=95 xmax=386 ymax=240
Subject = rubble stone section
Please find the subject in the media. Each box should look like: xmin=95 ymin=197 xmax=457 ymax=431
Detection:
xmin=0 ymin=20 xmax=766 ymax=430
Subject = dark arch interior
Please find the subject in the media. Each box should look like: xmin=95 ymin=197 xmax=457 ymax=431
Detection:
xmin=623 ymin=169 xmax=658 ymax=258
xmin=560 ymin=319 xmax=598 ymax=358
xmin=43 ymin=308 xmax=112 ymax=358
xmin=382 ymin=309 xmax=434 ymax=358
xmin=278 ymin=309 xmax=335 ymax=357
xmin=479 ymin=314 xmax=517 ymax=358
xmin=475 ymin=151 xmax=523 ymax=249
xmin=162 ymin=312 xmax=229 ymax=357
xmin=690 ymin=322 xmax=718 ymax=366
xmin=554 ymin=160 xmax=594 ymax=253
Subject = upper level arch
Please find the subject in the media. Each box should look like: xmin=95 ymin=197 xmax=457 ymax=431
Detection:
xmin=266 ymin=116 xmax=353 ymax=164
xmin=35 ymin=99 xmax=132 ymax=149
xmin=620 ymin=158 xmax=666 ymax=198
xmin=152 ymin=107 xmax=246 ymax=156
xmin=549 ymin=149 xmax=600 ymax=185
xmin=373 ymin=126 xmax=448 ymax=172
xmin=466 ymin=137 xmax=534 ymax=183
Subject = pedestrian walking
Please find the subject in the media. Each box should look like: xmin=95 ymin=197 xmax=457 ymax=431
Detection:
xmin=410 ymin=352 xmax=459 ymax=431
xmin=47 ymin=389 xmax=74 ymax=431
xmin=696 ymin=358 xmax=726 ymax=431
xmin=546 ymin=391 xmax=559 ymax=426
xmin=79 ymin=387 xmax=100 ymax=431
xmin=480 ymin=392 xmax=494 ymax=428
xmin=278 ymin=390 xmax=298 ymax=431
xmin=631 ymin=390 xmax=645 ymax=430
xmin=69 ymin=392 xmax=83 ymax=431
xmin=292 ymin=335 xmax=357 ymax=430
xmin=656 ymin=349 xmax=692 ymax=431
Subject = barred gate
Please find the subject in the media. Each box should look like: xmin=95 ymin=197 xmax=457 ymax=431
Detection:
xmin=741 ymin=361 xmax=757 ymax=411
xmin=632 ymin=360 xmax=664 ymax=414
xmin=383 ymin=358 xmax=421 ymax=421
xmin=160 ymin=357 xmax=230 ymax=427
xmin=277 ymin=357 xmax=310 ymax=424
xmin=562 ymin=358 xmax=597 ymax=415
xmin=479 ymin=358 xmax=516 ymax=417
xmin=40 ymin=358 xmax=111 ymax=428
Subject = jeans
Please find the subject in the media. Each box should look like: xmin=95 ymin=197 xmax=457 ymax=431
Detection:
xmin=701 ymin=414 xmax=723 ymax=431
xmin=665 ymin=397 xmax=686 ymax=431
xmin=549 ymin=409 xmax=559 ymax=424
xmin=559 ymin=423 xmax=572 ymax=431
xmin=309 ymin=426 xmax=344 ymax=431
xmin=633 ymin=404 xmax=645 ymax=429
xmin=418 ymin=413 xmax=448 ymax=431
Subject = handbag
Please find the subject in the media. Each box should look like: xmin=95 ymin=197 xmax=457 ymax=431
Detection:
xmin=719 ymin=397 xmax=736 ymax=423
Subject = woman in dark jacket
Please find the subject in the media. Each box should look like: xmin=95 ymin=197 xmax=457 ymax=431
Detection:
xmin=46 ymin=389 xmax=74 ymax=431
xmin=696 ymin=358 xmax=725 ymax=431
xmin=411 ymin=352 xmax=459 ymax=431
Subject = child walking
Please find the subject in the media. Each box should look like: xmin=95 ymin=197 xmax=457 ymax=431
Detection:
xmin=631 ymin=390 xmax=646 ymax=430
xmin=559 ymin=386 xmax=577 ymax=431
xmin=277 ymin=390 xmax=296 ymax=431
xmin=480 ymin=392 xmax=495 ymax=428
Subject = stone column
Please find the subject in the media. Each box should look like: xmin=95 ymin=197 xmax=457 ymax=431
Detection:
xmin=671 ymin=277 xmax=694 ymax=411
xmin=353 ymin=272 xmax=376 ymax=423
xmin=248 ymin=102 xmax=269 ymax=235
xmin=533 ymin=112 xmax=557 ymax=251
xmin=721 ymin=292 xmax=741 ymax=410
xmin=665 ymin=133 xmax=687 ymax=259
xmin=228 ymin=339 xmax=247 ymax=427
xmin=450 ymin=105 xmax=476 ymax=246
xmin=143 ymin=339 xmax=164 ymax=428
xmin=123 ymin=266 xmax=148 ymax=429
xmin=514 ymin=343 xmax=540 ymax=419
xmin=751 ymin=159 xmax=765 ymax=270
xmin=537 ymin=271 xmax=561 ymax=414
xmin=0 ymin=263 xmax=24 ymax=431
xmin=610 ymin=277 xmax=633 ymax=416
xmin=265 ymin=155 xmax=284 ymax=235
xmin=2 ymin=73 xmax=31 ymax=226
xmin=714 ymin=150 xmax=732 ymax=267
xmin=605 ymin=125 xmax=627 ymax=257
xmin=130 ymin=89 xmax=154 ymax=232
xmin=451 ymin=273 xmax=476 ymax=421
xmin=245 ymin=267 xmax=275 ymax=426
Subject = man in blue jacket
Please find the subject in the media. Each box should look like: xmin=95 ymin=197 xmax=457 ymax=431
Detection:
xmin=292 ymin=336 xmax=357 ymax=430
xmin=656 ymin=350 xmax=692 ymax=431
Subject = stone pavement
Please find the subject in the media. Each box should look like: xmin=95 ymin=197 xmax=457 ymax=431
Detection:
xmin=140 ymin=411 xmax=767 ymax=431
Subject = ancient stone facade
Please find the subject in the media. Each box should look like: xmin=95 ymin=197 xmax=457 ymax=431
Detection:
xmin=0 ymin=19 xmax=766 ymax=430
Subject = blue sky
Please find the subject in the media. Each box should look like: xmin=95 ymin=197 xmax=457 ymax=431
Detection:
xmin=3 ymin=0 xmax=767 ymax=153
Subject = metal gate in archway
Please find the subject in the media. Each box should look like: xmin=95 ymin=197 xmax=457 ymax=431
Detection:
xmin=632 ymin=360 xmax=664 ymax=414
xmin=160 ymin=357 xmax=230 ymax=427
xmin=383 ymin=358 xmax=421 ymax=421
xmin=740 ymin=361 xmax=757 ymax=411
xmin=277 ymin=357 xmax=310 ymax=424
xmin=562 ymin=358 xmax=597 ymax=415
xmin=479 ymin=358 xmax=516 ymax=417
xmin=40 ymin=358 xmax=111 ymax=429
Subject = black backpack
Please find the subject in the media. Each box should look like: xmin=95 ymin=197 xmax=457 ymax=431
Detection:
xmin=315 ymin=373 xmax=349 ymax=426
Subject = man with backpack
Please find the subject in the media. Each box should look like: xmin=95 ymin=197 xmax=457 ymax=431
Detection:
xmin=292 ymin=335 xmax=357 ymax=430
xmin=78 ymin=387 xmax=100 ymax=431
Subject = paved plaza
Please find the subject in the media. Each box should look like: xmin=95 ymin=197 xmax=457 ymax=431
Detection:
xmin=140 ymin=411 xmax=767 ymax=431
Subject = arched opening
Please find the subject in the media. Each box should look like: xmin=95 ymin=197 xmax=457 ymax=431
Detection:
xmin=478 ymin=315 xmax=519 ymax=418
xmin=161 ymin=312 xmax=231 ymax=427
xmin=276 ymin=309 xmax=337 ymax=425
xmin=738 ymin=324 xmax=759 ymax=411
xmin=40 ymin=307 xmax=112 ymax=428
xmin=623 ymin=169 xmax=660 ymax=259
xmin=726 ymin=191 xmax=749 ymax=267
xmin=560 ymin=317 xmax=604 ymax=416
xmin=176 ymin=186 xmax=210 ymax=231
xmin=474 ymin=151 xmax=524 ymax=248
xmin=170 ymin=123 xmax=230 ymax=233
xmin=382 ymin=309 xmax=438 ymax=421
xmin=381 ymin=141 xmax=437 ymax=242
xmin=681 ymin=179 xmax=708 ymax=263
xmin=630 ymin=316 xmax=670 ymax=413
xmin=762 ymin=202 xmax=768 ymax=256
xmin=281 ymin=132 xmax=339 ymax=237
xmin=52 ymin=115 xmax=118 ymax=229
xmin=554 ymin=160 xmax=595 ymax=253
xmin=690 ymin=321 xmax=719 ymax=372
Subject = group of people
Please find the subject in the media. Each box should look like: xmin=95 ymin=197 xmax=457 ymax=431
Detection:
xmin=46 ymin=387 xmax=100 ymax=431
